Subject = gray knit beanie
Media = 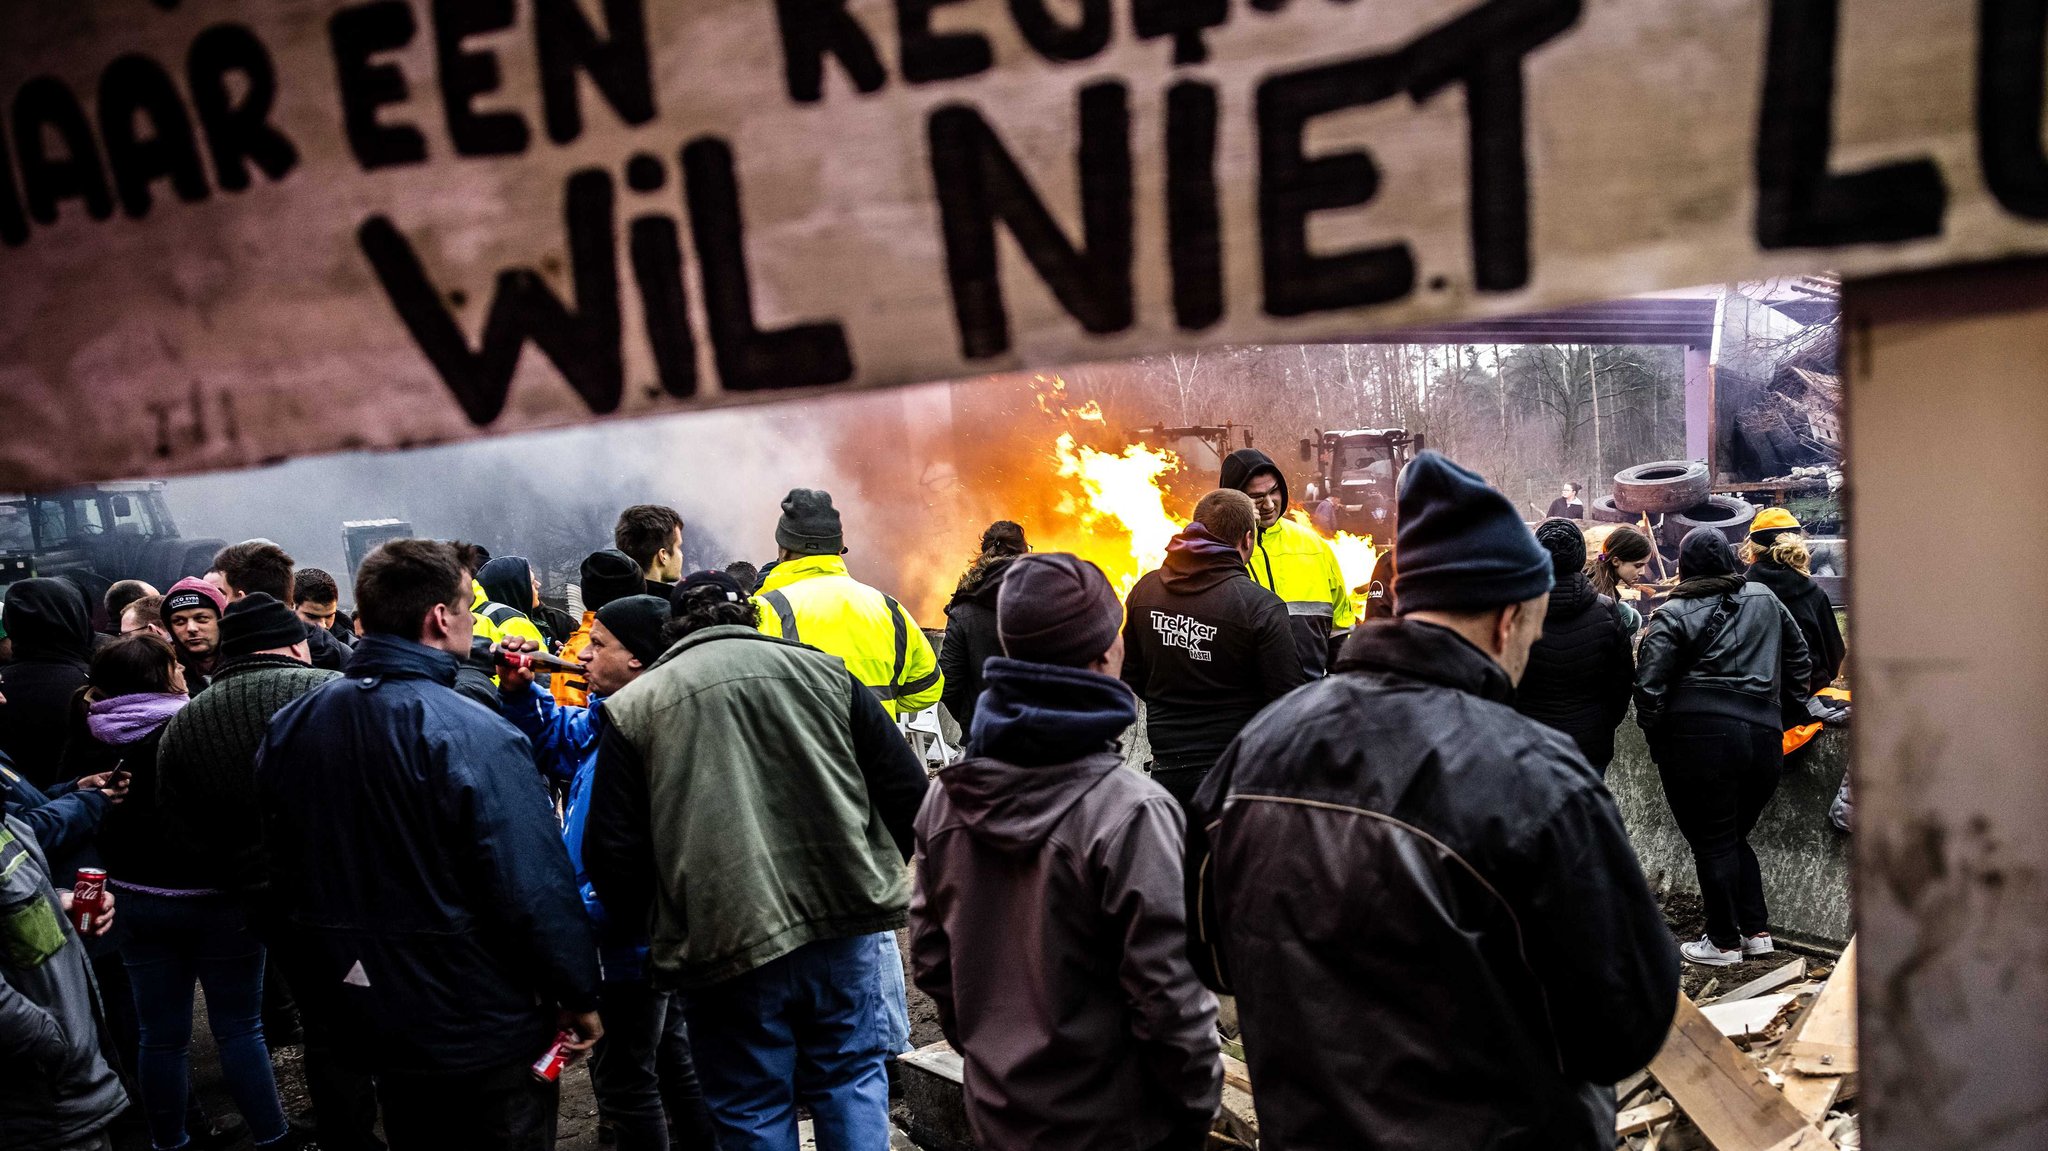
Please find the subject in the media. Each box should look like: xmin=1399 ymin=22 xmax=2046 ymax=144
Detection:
xmin=776 ymin=489 xmax=844 ymax=556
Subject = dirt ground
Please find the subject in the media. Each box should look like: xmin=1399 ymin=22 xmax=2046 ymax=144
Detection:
xmin=143 ymin=905 xmax=1821 ymax=1150
xmin=1659 ymin=888 xmax=1832 ymax=999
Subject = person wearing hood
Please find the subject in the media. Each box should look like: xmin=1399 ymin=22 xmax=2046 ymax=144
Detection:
xmin=1515 ymin=519 xmax=1637 ymax=774
xmin=1188 ymin=452 xmax=1678 ymax=1151
xmin=66 ymin=633 xmax=295 ymax=1151
xmin=938 ymin=521 xmax=1028 ymax=733
xmin=1637 ymin=527 xmax=1813 ymax=967
xmin=160 ymin=576 xmax=228 ymax=692
xmin=910 ymin=554 xmax=1220 ymax=1151
xmin=551 ymin=550 xmax=647 ymax=709
xmin=584 ymin=571 xmax=928 ymax=1151
xmin=1220 ymin=448 xmax=1356 ymax=676
xmin=1120 ymin=489 xmax=1309 ymax=811
xmin=499 ymin=593 xmax=718 ymax=1151
xmin=0 ymin=577 xmax=96 ymax=787
xmin=476 ymin=555 xmax=554 ymax=650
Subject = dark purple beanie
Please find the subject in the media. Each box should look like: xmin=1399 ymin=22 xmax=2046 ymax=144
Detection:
xmin=996 ymin=553 xmax=1124 ymax=668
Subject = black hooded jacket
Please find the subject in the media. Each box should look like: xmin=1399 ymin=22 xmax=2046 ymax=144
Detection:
xmin=1746 ymin=559 xmax=1844 ymax=697
xmin=939 ymin=555 xmax=1016 ymax=734
xmin=1515 ymin=572 xmax=1636 ymax=771
xmin=1121 ymin=526 xmax=1308 ymax=772
xmin=1219 ymin=448 xmax=1287 ymax=518
xmin=0 ymin=579 xmax=95 ymax=787
xmin=910 ymin=659 xmax=1220 ymax=1150
xmin=478 ymin=556 xmax=536 ymax=621
xmin=1637 ymin=531 xmax=1812 ymax=733
xmin=1188 ymin=620 xmax=1679 ymax=1150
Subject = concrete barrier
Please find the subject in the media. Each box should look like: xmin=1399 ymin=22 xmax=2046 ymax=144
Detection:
xmin=1606 ymin=722 xmax=1852 ymax=951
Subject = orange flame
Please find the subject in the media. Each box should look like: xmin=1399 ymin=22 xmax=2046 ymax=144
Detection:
xmin=1051 ymin=432 xmax=1184 ymax=596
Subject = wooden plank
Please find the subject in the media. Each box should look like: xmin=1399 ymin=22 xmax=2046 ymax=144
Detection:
xmin=1617 ymin=1098 xmax=1676 ymax=1137
xmin=1220 ymin=1052 xmax=1254 ymax=1097
xmin=1702 ymin=958 xmax=1807 ymax=1006
xmin=898 ymin=1041 xmax=965 ymax=1084
xmin=1700 ymin=994 xmax=1796 ymax=1039
xmin=1774 ymin=939 xmax=1857 ymax=1122
xmin=1648 ymin=992 xmax=1825 ymax=1151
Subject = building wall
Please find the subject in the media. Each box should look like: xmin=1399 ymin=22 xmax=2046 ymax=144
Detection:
xmin=1846 ymin=262 xmax=2048 ymax=1151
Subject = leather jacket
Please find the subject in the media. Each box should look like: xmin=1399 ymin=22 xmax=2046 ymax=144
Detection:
xmin=1635 ymin=582 xmax=1811 ymax=732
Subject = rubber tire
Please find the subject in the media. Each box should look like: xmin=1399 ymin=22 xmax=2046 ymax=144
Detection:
xmin=1612 ymin=460 xmax=1711 ymax=515
xmin=1661 ymin=496 xmax=1755 ymax=550
xmin=1588 ymin=495 xmax=1634 ymax=524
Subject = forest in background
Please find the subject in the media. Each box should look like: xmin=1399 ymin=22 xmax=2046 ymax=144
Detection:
xmin=1039 ymin=342 xmax=1688 ymax=519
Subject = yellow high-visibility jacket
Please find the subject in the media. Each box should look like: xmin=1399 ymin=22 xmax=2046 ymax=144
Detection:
xmin=471 ymin=580 xmax=549 ymax=666
xmin=755 ymin=554 xmax=942 ymax=718
xmin=1247 ymin=515 xmax=1356 ymax=677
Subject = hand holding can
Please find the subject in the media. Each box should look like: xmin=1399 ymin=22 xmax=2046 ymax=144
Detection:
xmin=69 ymin=869 xmax=109 ymax=935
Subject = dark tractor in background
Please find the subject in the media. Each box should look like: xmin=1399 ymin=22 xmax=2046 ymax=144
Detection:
xmin=0 ymin=483 xmax=226 ymax=622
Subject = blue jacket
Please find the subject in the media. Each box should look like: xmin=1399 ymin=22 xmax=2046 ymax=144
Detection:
xmin=500 ymin=682 xmax=649 ymax=981
xmin=0 ymin=761 xmax=107 ymax=875
xmin=255 ymin=634 xmax=600 ymax=1076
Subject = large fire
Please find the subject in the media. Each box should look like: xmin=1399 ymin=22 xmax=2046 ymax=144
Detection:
xmin=1050 ymin=432 xmax=1185 ymax=596
xmin=1022 ymin=376 xmax=1380 ymax=609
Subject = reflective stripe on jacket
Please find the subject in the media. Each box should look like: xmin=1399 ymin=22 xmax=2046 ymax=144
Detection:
xmin=1247 ymin=515 xmax=1355 ymax=677
xmin=754 ymin=554 xmax=943 ymax=717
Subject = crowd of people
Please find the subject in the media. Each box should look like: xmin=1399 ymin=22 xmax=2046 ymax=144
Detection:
xmin=0 ymin=452 xmax=1848 ymax=1151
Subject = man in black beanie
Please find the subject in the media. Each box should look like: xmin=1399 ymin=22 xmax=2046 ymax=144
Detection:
xmin=555 ymin=549 xmax=652 ymax=708
xmin=910 ymin=554 xmax=1221 ymax=1151
xmin=154 ymin=595 xmax=385 ymax=1151
xmin=753 ymin=489 xmax=943 ymax=1067
xmin=499 ymin=591 xmax=721 ymax=1151
xmin=1187 ymin=451 xmax=1679 ymax=1151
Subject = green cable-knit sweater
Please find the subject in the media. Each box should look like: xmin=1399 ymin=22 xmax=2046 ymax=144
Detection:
xmin=157 ymin=654 xmax=340 ymax=892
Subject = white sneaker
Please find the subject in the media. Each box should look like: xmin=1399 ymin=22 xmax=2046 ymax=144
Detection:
xmin=1680 ymin=936 xmax=1744 ymax=967
xmin=1743 ymin=933 xmax=1775 ymax=957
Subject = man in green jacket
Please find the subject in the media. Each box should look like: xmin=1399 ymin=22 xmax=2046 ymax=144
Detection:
xmin=585 ymin=570 xmax=928 ymax=1151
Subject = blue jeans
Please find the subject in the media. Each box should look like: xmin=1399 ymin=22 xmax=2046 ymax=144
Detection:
xmin=681 ymin=934 xmax=892 ymax=1151
xmin=872 ymin=930 xmax=911 ymax=1056
xmin=120 ymin=889 xmax=289 ymax=1150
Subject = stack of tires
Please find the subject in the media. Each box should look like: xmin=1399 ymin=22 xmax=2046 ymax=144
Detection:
xmin=1604 ymin=461 xmax=1753 ymax=552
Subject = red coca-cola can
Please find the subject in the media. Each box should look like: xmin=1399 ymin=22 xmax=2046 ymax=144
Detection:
xmin=71 ymin=868 xmax=107 ymax=935
xmin=530 ymin=1030 xmax=575 ymax=1083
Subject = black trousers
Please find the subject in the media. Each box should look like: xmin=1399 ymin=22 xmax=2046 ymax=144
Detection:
xmin=1653 ymin=713 xmax=1783 ymax=949
xmin=377 ymin=1062 xmax=559 ymax=1151
xmin=248 ymin=916 xmax=386 ymax=1151
xmin=591 ymin=978 xmax=718 ymax=1151
xmin=1147 ymin=764 xmax=1211 ymax=824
